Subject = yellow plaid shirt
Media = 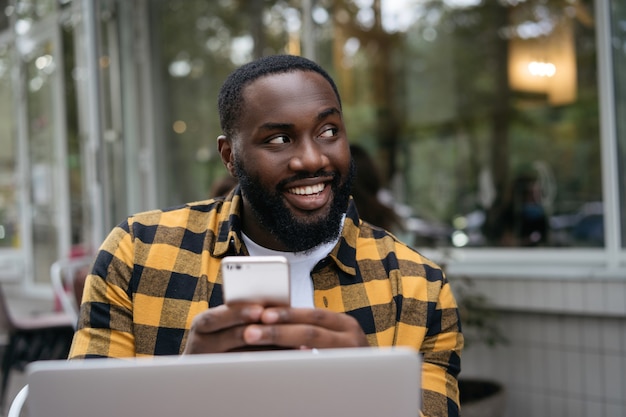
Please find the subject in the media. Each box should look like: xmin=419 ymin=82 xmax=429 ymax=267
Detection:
xmin=69 ymin=187 xmax=463 ymax=417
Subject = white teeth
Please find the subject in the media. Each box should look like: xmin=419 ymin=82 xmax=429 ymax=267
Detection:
xmin=289 ymin=183 xmax=325 ymax=195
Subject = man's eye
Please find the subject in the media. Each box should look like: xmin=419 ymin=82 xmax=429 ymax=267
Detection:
xmin=319 ymin=127 xmax=338 ymax=139
xmin=267 ymin=135 xmax=290 ymax=144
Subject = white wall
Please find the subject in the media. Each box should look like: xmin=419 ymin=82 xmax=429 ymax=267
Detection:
xmin=459 ymin=278 xmax=626 ymax=417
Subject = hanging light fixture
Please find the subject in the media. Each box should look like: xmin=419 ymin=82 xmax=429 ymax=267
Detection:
xmin=508 ymin=17 xmax=577 ymax=106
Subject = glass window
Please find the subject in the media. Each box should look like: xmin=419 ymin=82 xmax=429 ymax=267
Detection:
xmin=611 ymin=0 xmax=626 ymax=248
xmin=148 ymin=0 xmax=603 ymax=249
xmin=149 ymin=0 xmax=298 ymax=206
xmin=0 ymin=0 xmax=10 ymax=31
xmin=14 ymin=0 xmax=56 ymax=22
xmin=314 ymin=0 xmax=601 ymax=248
xmin=0 ymin=42 xmax=20 ymax=249
xmin=25 ymin=37 xmax=64 ymax=283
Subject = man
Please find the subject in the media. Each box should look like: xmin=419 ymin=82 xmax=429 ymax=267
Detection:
xmin=69 ymin=54 xmax=463 ymax=416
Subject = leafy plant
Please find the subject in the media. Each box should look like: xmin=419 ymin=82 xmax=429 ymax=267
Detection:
xmin=452 ymin=275 xmax=508 ymax=348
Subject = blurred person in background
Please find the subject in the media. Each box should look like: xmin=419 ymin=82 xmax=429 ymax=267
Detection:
xmin=349 ymin=144 xmax=405 ymax=234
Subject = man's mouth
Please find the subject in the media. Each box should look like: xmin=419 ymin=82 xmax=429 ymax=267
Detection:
xmin=287 ymin=183 xmax=325 ymax=196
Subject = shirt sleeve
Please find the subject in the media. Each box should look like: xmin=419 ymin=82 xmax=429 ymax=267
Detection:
xmin=419 ymin=272 xmax=463 ymax=417
xmin=68 ymin=220 xmax=136 ymax=359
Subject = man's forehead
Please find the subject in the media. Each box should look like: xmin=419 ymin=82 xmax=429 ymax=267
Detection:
xmin=242 ymin=70 xmax=336 ymax=101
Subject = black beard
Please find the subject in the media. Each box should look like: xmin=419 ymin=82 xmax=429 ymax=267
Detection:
xmin=234 ymin=159 xmax=355 ymax=253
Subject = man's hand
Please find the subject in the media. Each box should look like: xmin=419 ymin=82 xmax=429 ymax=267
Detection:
xmin=244 ymin=307 xmax=368 ymax=349
xmin=183 ymin=305 xmax=368 ymax=354
xmin=183 ymin=304 xmax=265 ymax=354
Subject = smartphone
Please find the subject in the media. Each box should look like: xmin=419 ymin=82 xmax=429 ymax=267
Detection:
xmin=221 ymin=256 xmax=291 ymax=306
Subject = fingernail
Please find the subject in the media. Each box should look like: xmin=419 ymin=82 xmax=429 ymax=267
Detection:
xmin=263 ymin=310 xmax=279 ymax=323
xmin=243 ymin=305 xmax=263 ymax=320
xmin=245 ymin=326 xmax=263 ymax=343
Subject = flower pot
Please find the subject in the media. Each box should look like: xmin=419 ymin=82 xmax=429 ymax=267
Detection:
xmin=459 ymin=378 xmax=506 ymax=417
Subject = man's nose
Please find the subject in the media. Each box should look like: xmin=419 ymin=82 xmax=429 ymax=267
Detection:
xmin=288 ymin=139 xmax=330 ymax=173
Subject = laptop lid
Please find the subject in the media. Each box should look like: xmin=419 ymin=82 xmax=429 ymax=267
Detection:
xmin=26 ymin=347 xmax=421 ymax=417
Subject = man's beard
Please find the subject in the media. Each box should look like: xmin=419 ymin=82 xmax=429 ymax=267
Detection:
xmin=234 ymin=158 xmax=355 ymax=253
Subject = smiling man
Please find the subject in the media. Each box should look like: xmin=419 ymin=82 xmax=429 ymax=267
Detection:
xmin=69 ymin=55 xmax=463 ymax=417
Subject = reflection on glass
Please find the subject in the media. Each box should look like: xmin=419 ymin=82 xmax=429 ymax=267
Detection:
xmin=0 ymin=44 xmax=20 ymax=248
xmin=318 ymin=0 xmax=601 ymax=248
xmin=26 ymin=39 xmax=60 ymax=282
xmin=150 ymin=0 xmax=602 ymax=248
xmin=0 ymin=0 xmax=10 ymax=31
xmin=14 ymin=0 xmax=56 ymax=22
xmin=151 ymin=1 xmax=295 ymax=205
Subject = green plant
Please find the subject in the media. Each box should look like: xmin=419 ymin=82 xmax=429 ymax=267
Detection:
xmin=451 ymin=275 xmax=508 ymax=348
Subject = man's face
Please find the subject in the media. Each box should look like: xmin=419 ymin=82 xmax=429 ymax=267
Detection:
xmin=220 ymin=70 xmax=353 ymax=252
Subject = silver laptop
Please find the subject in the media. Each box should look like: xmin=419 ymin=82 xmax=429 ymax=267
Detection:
xmin=26 ymin=347 xmax=421 ymax=417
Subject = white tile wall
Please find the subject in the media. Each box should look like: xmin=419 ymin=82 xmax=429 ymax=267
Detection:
xmin=455 ymin=277 xmax=626 ymax=417
xmin=602 ymin=282 xmax=620 ymax=315
xmin=583 ymin=351 xmax=605 ymax=398
xmin=606 ymin=402 xmax=626 ymax=417
xmin=543 ymin=281 xmax=566 ymax=313
xmin=584 ymin=401 xmax=605 ymax=417
xmin=565 ymin=397 xmax=587 ymax=417
xmin=565 ymin=349 xmax=586 ymax=397
xmin=545 ymin=345 xmax=566 ymax=395
xmin=564 ymin=281 xmax=585 ymax=312
xmin=600 ymin=319 xmax=622 ymax=354
xmin=602 ymin=353 xmax=624 ymax=402
xmin=460 ymin=311 xmax=626 ymax=417
xmin=584 ymin=282 xmax=606 ymax=313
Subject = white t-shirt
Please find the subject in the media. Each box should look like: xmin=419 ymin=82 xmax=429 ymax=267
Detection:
xmin=241 ymin=233 xmax=339 ymax=308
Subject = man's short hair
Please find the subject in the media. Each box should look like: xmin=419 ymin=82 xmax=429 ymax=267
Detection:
xmin=218 ymin=54 xmax=342 ymax=138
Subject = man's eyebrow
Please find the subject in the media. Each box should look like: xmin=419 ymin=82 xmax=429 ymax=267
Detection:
xmin=258 ymin=122 xmax=293 ymax=131
xmin=317 ymin=107 xmax=341 ymax=121
xmin=258 ymin=108 xmax=341 ymax=132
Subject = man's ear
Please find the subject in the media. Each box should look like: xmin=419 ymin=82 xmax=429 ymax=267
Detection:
xmin=217 ymin=135 xmax=236 ymax=176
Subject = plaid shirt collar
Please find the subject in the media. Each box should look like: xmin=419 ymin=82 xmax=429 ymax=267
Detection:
xmin=212 ymin=185 xmax=359 ymax=278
